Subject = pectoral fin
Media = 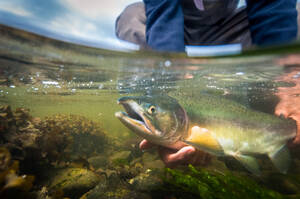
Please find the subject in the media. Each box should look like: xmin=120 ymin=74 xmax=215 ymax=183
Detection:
xmin=231 ymin=153 xmax=261 ymax=176
xmin=184 ymin=126 xmax=224 ymax=155
xmin=269 ymin=144 xmax=290 ymax=174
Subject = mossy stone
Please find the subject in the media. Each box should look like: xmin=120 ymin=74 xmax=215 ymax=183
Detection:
xmin=88 ymin=155 xmax=108 ymax=169
xmin=109 ymin=151 xmax=131 ymax=166
xmin=49 ymin=168 xmax=101 ymax=198
xmin=142 ymin=151 xmax=158 ymax=163
xmin=128 ymin=170 xmax=163 ymax=191
xmin=81 ymin=176 xmax=151 ymax=199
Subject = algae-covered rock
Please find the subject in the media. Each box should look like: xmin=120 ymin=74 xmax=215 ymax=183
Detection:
xmin=141 ymin=151 xmax=158 ymax=163
xmin=81 ymin=174 xmax=151 ymax=199
xmin=0 ymin=106 xmax=42 ymax=161
xmin=82 ymin=184 xmax=150 ymax=199
xmin=0 ymin=148 xmax=35 ymax=199
xmin=48 ymin=167 xmax=101 ymax=198
xmin=109 ymin=150 xmax=131 ymax=167
xmin=141 ymin=151 xmax=164 ymax=170
xmin=144 ymin=159 xmax=165 ymax=170
xmin=36 ymin=186 xmax=53 ymax=199
xmin=0 ymin=147 xmax=11 ymax=171
xmin=0 ymin=106 xmax=110 ymax=174
xmin=36 ymin=114 xmax=108 ymax=163
xmin=88 ymin=155 xmax=108 ymax=170
xmin=128 ymin=169 xmax=163 ymax=192
xmin=162 ymin=165 xmax=284 ymax=199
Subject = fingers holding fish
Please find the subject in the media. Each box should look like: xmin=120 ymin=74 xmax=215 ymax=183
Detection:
xmin=139 ymin=139 xmax=211 ymax=168
xmin=275 ymin=67 xmax=300 ymax=147
xmin=158 ymin=145 xmax=211 ymax=168
xmin=139 ymin=139 xmax=155 ymax=150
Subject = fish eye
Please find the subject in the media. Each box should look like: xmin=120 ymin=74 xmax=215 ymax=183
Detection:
xmin=148 ymin=105 xmax=156 ymax=114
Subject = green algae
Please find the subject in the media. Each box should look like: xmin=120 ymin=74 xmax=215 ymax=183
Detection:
xmin=163 ymin=165 xmax=283 ymax=199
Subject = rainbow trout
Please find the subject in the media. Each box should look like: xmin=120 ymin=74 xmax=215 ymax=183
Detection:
xmin=115 ymin=95 xmax=296 ymax=175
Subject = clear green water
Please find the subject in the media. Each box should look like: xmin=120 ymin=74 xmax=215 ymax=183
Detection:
xmin=1 ymin=26 xmax=300 ymax=198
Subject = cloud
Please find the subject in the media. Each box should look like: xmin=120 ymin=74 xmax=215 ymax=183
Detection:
xmin=62 ymin=0 xmax=141 ymax=21
xmin=0 ymin=0 xmax=141 ymax=51
xmin=0 ymin=1 xmax=31 ymax=17
xmin=47 ymin=12 xmax=138 ymax=50
xmin=49 ymin=13 xmax=98 ymax=38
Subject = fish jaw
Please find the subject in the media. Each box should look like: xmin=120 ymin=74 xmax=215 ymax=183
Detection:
xmin=115 ymin=111 xmax=153 ymax=137
xmin=115 ymin=97 xmax=161 ymax=141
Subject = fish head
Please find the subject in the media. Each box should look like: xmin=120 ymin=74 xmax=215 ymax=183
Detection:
xmin=115 ymin=95 xmax=189 ymax=146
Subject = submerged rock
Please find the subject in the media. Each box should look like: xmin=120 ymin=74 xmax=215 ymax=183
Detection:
xmin=0 ymin=147 xmax=11 ymax=171
xmin=109 ymin=150 xmax=131 ymax=167
xmin=0 ymin=147 xmax=35 ymax=199
xmin=81 ymin=173 xmax=151 ymax=199
xmin=0 ymin=106 xmax=115 ymax=198
xmin=128 ymin=169 xmax=163 ymax=192
xmin=141 ymin=151 xmax=164 ymax=170
xmin=88 ymin=155 xmax=108 ymax=170
xmin=36 ymin=114 xmax=108 ymax=163
xmin=48 ymin=167 xmax=101 ymax=198
xmin=0 ymin=106 xmax=42 ymax=161
xmin=0 ymin=106 xmax=110 ymax=175
xmin=81 ymin=183 xmax=150 ymax=199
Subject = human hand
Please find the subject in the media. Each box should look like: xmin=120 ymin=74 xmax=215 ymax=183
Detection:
xmin=275 ymin=81 xmax=300 ymax=146
xmin=139 ymin=139 xmax=211 ymax=168
xmin=274 ymin=60 xmax=300 ymax=146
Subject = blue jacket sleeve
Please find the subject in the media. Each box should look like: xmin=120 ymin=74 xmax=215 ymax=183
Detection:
xmin=143 ymin=0 xmax=185 ymax=52
xmin=246 ymin=0 xmax=298 ymax=46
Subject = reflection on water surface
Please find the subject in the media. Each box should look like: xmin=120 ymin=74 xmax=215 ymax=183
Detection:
xmin=0 ymin=24 xmax=300 ymax=199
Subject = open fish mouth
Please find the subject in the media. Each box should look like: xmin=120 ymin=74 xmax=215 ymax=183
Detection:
xmin=121 ymin=102 xmax=144 ymax=124
xmin=115 ymin=98 xmax=153 ymax=136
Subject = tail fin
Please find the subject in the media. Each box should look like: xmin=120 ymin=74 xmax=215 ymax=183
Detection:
xmin=268 ymin=145 xmax=291 ymax=174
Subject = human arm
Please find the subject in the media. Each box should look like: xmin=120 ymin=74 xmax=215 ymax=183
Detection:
xmin=143 ymin=0 xmax=185 ymax=52
xmin=245 ymin=0 xmax=298 ymax=46
xmin=275 ymin=56 xmax=300 ymax=146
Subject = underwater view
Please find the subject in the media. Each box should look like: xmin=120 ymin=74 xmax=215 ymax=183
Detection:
xmin=1 ymin=24 xmax=300 ymax=199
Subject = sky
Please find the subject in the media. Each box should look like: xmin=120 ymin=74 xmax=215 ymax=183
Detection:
xmin=0 ymin=0 xmax=141 ymax=51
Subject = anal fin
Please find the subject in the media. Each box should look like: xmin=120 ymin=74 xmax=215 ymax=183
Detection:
xmin=231 ymin=152 xmax=261 ymax=176
xmin=268 ymin=145 xmax=290 ymax=174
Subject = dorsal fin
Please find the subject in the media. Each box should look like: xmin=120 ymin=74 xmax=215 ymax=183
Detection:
xmin=184 ymin=126 xmax=224 ymax=155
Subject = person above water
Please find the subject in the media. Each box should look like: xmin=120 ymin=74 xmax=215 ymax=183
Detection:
xmin=116 ymin=0 xmax=298 ymax=52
